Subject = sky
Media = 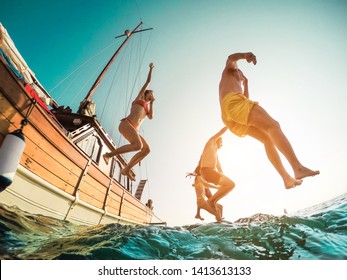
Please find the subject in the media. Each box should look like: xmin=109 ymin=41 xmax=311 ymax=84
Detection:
xmin=1 ymin=0 xmax=347 ymax=226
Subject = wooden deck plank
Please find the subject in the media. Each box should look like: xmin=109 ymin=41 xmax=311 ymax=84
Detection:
xmin=19 ymin=153 xmax=76 ymax=195
xmin=0 ymin=92 xmax=88 ymax=173
xmin=88 ymin=163 xmax=110 ymax=187
xmin=23 ymin=136 xmax=80 ymax=187
xmin=0 ymin=80 xmax=88 ymax=170
xmin=78 ymin=192 xmax=104 ymax=209
xmin=79 ymin=174 xmax=107 ymax=204
xmin=107 ymin=197 xmax=121 ymax=214
xmin=110 ymin=181 xmax=125 ymax=196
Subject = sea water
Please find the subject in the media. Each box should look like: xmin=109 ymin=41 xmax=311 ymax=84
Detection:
xmin=0 ymin=193 xmax=346 ymax=260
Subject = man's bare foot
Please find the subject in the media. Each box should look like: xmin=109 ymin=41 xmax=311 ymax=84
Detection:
xmin=215 ymin=205 xmax=223 ymax=222
xmin=295 ymin=166 xmax=320 ymax=180
xmin=217 ymin=204 xmax=223 ymax=218
xmin=195 ymin=214 xmax=204 ymax=220
xmin=121 ymin=169 xmax=136 ymax=181
xmin=215 ymin=213 xmax=223 ymax=223
xmin=285 ymin=177 xmax=303 ymax=189
xmin=103 ymin=153 xmax=110 ymax=165
xmin=207 ymin=198 xmax=223 ymax=222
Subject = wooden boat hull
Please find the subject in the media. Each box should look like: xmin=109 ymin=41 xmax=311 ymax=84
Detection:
xmin=0 ymin=57 xmax=153 ymax=226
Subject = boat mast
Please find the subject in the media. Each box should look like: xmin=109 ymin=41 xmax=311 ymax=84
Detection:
xmin=78 ymin=22 xmax=152 ymax=114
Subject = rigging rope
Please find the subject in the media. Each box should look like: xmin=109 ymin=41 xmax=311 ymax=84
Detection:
xmin=99 ymin=40 xmax=131 ymax=122
xmin=68 ymin=62 xmax=106 ymax=108
xmin=50 ymin=42 xmax=117 ymax=102
xmin=124 ymin=30 xmax=153 ymax=116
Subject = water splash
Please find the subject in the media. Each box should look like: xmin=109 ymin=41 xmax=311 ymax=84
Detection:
xmin=0 ymin=193 xmax=346 ymax=260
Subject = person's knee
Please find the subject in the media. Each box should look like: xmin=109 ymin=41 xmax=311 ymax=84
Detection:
xmin=220 ymin=177 xmax=235 ymax=190
xmin=226 ymin=181 xmax=235 ymax=191
xmin=142 ymin=145 xmax=150 ymax=155
xmin=133 ymin=141 xmax=143 ymax=151
xmin=271 ymin=119 xmax=281 ymax=130
xmin=265 ymin=119 xmax=281 ymax=134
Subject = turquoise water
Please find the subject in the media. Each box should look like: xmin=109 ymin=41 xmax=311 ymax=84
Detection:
xmin=0 ymin=193 xmax=346 ymax=260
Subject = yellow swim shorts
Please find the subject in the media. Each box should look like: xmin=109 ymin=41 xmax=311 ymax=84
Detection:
xmin=221 ymin=93 xmax=258 ymax=137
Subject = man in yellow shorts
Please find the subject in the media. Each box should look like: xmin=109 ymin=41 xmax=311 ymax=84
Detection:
xmin=219 ymin=52 xmax=319 ymax=189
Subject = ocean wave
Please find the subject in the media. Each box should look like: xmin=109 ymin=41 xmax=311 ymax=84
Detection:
xmin=0 ymin=193 xmax=346 ymax=260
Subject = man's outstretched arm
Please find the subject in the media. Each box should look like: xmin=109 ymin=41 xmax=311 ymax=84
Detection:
xmin=210 ymin=127 xmax=228 ymax=141
xmin=226 ymin=52 xmax=257 ymax=69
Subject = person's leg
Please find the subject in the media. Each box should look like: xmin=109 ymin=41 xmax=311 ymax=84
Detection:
xmin=121 ymin=134 xmax=150 ymax=180
xmin=216 ymin=203 xmax=223 ymax=220
xmin=247 ymin=127 xmax=302 ymax=188
xmin=103 ymin=120 xmax=142 ymax=164
xmin=195 ymin=206 xmax=204 ymax=220
xmin=206 ymin=174 xmax=234 ymax=207
xmin=199 ymin=201 xmax=222 ymax=222
xmin=248 ymin=104 xmax=319 ymax=179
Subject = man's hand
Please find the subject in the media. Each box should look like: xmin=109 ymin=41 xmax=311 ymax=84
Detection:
xmin=245 ymin=52 xmax=257 ymax=65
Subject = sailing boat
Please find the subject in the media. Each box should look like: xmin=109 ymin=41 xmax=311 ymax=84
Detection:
xmin=0 ymin=22 xmax=164 ymax=226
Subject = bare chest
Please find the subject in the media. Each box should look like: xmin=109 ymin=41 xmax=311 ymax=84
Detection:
xmin=219 ymin=70 xmax=242 ymax=97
